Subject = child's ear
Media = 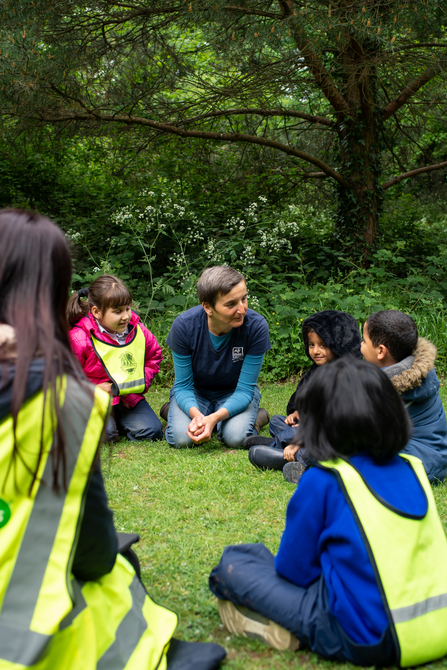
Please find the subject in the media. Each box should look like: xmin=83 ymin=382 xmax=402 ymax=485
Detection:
xmin=91 ymin=305 xmax=101 ymax=320
xmin=377 ymin=344 xmax=388 ymax=361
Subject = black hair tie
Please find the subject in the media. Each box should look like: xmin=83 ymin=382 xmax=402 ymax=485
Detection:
xmin=77 ymin=287 xmax=89 ymax=298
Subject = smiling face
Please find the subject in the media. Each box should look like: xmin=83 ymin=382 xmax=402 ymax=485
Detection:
xmin=92 ymin=304 xmax=132 ymax=334
xmin=307 ymin=330 xmax=335 ymax=365
xmin=203 ymin=280 xmax=248 ymax=335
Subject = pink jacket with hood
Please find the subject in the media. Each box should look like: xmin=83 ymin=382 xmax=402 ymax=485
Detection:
xmin=68 ymin=311 xmax=162 ymax=408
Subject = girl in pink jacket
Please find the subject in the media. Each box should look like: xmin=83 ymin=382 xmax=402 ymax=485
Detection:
xmin=68 ymin=275 xmax=163 ymax=441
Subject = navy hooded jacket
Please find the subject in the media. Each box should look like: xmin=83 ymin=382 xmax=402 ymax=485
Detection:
xmin=383 ymin=337 xmax=447 ymax=483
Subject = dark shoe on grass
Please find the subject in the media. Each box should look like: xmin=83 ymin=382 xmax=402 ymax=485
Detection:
xmin=253 ymin=407 xmax=270 ymax=434
xmin=283 ymin=461 xmax=306 ymax=484
xmin=249 ymin=445 xmax=287 ymax=471
xmin=160 ymin=402 xmax=170 ymax=422
xmin=242 ymin=435 xmax=273 ymax=449
xmin=217 ymin=599 xmax=299 ymax=651
xmin=166 ymin=638 xmax=226 ymax=670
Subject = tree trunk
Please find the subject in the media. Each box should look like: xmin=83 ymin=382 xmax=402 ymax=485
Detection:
xmin=334 ymin=41 xmax=382 ymax=260
xmin=334 ymin=122 xmax=382 ymax=257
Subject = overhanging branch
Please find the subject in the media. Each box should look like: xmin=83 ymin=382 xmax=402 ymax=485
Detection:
xmin=32 ymin=109 xmax=348 ymax=186
xmin=290 ymin=27 xmax=350 ymax=117
xmin=181 ymin=108 xmax=335 ymax=128
xmin=382 ymin=161 xmax=447 ymax=190
xmin=382 ymin=66 xmax=440 ymax=120
xmin=223 ymin=0 xmax=293 ymax=19
xmin=223 ymin=6 xmax=281 ymax=18
xmin=295 ymin=172 xmax=327 ymax=178
xmin=399 ymin=43 xmax=447 ymax=50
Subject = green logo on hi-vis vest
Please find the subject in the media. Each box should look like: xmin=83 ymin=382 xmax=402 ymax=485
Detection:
xmin=120 ymin=351 xmax=137 ymax=375
xmin=0 ymin=499 xmax=11 ymax=528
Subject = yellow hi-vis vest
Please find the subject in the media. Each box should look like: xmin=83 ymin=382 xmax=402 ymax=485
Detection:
xmin=318 ymin=455 xmax=447 ymax=667
xmin=0 ymin=376 xmax=177 ymax=670
xmin=91 ymin=325 xmax=146 ymax=397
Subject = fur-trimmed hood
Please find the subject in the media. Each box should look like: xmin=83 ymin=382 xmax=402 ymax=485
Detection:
xmin=387 ymin=337 xmax=447 ymax=484
xmin=383 ymin=337 xmax=436 ymax=394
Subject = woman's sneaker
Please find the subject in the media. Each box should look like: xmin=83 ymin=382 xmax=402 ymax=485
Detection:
xmin=217 ymin=599 xmax=299 ymax=651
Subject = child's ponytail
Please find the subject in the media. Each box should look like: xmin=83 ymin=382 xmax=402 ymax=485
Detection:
xmin=67 ymin=288 xmax=90 ymax=326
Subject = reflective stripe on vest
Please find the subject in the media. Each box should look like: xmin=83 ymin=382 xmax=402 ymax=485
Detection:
xmin=318 ymin=455 xmax=447 ymax=667
xmin=91 ymin=326 xmax=146 ymax=396
xmin=0 ymin=377 xmax=177 ymax=669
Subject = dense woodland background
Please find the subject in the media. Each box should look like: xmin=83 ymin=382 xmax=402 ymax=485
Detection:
xmin=1 ymin=0 xmax=447 ymax=380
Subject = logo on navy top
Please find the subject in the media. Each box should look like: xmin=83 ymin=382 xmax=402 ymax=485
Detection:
xmin=232 ymin=347 xmax=244 ymax=362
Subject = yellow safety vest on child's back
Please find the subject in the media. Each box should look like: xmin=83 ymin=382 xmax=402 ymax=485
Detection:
xmin=318 ymin=455 xmax=447 ymax=667
xmin=91 ymin=325 xmax=146 ymax=396
xmin=0 ymin=376 xmax=177 ymax=670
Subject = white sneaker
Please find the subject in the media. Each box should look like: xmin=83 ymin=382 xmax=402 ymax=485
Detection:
xmin=217 ymin=599 xmax=299 ymax=651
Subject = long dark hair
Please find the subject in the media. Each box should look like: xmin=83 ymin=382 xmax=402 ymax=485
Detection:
xmin=294 ymin=357 xmax=412 ymax=462
xmin=0 ymin=209 xmax=86 ymax=491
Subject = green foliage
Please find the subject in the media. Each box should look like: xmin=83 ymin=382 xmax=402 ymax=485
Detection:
xmin=65 ymin=186 xmax=447 ymax=383
xmin=2 ymin=0 xmax=447 ymax=252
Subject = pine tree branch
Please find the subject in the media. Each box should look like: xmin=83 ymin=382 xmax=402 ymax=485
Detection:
xmin=223 ymin=2 xmax=349 ymax=117
xmin=382 ymin=66 xmax=441 ymax=120
xmin=223 ymin=1 xmax=293 ymax=19
xmin=295 ymin=172 xmax=327 ymax=178
xmin=223 ymin=6 xmax=281 ymax=18
xmin=181 ymin=108 xmax=335 ymax=127
xmin=399 ymin=43 xmax=447 ymax=50
xmin=290 ymin=27 xmax=350 ymax=117
xmin=382 ymin=161 xmax=447 ymax=190
xmin=31 ymin=108 xmax=349 ymax=186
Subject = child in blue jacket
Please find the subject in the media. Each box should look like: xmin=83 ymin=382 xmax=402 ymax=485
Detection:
xmin=209 ymin=358 xmax=447 ymax=666
xmin=362 ymin=310 xmax=447 ymax=482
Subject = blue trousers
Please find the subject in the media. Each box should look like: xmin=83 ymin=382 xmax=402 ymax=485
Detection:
xmin=209 ymin=543 xmax=396 ymax=666
xmin=165 ymin=386 xmax=261 ymax=449
xmin=105 ymin=398 xmax=163 ymax=442
xmin=268 ymin=414 xmax=299 ymax=450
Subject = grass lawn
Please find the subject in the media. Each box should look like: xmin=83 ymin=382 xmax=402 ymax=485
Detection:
xmin=102 ymin=381 xmax=447 ymax=670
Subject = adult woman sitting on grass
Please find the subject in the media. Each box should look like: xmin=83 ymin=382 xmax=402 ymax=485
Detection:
xmin=0 ymin=210 xmax=225 ymax=670
xmin=164 ymin=265 xmax=271 ymax=448
xmin=210 ymin=357 xmax=447 ymax=667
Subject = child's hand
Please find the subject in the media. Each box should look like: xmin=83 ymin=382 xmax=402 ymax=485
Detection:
xmin=97 ymin=381 xmax=113 ymax=395
xmin=284 ymin=444 xmax=299 ymax=461
xmin=285 ymin=411 xmax=300 ymax=426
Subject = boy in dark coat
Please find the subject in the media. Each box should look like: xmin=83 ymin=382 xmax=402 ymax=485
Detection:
xmin=245 ymin=310 xmax=362 ymax=472
xmin=362 ymin=310 xmax=447 ymax=483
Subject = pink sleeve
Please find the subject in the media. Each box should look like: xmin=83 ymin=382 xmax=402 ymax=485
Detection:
xmin=68 ymin=327 xmax=90 ymax=366
xmin=140 ymin=323 xmax=163 ymax=391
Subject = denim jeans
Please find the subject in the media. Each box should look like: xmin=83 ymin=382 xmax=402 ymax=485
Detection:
xmin=165 ymin=385 xmax=261 ymax=449
xmin=268 ymin=414 xmax=299 ymax=450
